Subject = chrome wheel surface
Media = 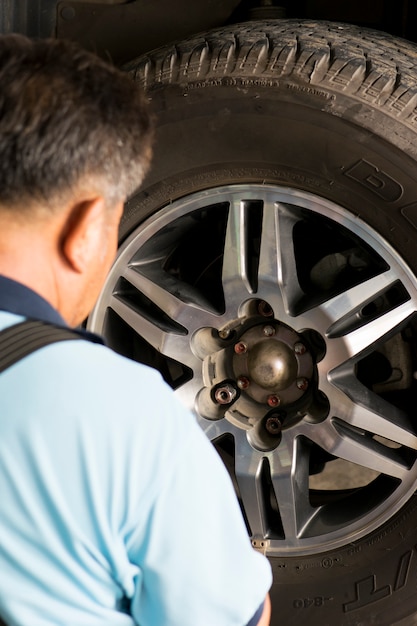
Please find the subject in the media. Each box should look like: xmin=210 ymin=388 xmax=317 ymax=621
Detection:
xmin=89 ymin=184 xmax=417 ymax=556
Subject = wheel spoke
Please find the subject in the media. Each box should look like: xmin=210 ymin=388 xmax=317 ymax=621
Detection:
xmin=257 ymin=201 xmax=304 ymax=314
xmin=234 ymin=436 xmax=267 ymax=538
xmin=108 ymin=293 xmax=196 ymax=366
xmin=198 ymin=416 xmax=234 ymax=440
xmin=328 ymin=372 xmax=417 ymax=449
xmin=222 ymin=199 xmax=255 ymax=305
xmin=304 ymin=372 xmax=416 ymax=479
xmin=314 ymin=268 xmax=399 ymax=336
xmin=268 ymin=434 xmax=317 ymax=541
xmin=256 ymin=201 xmax=280 ymax=290
xmin=123 ymin=266 xmax=220 ymax=329
xmin=173 ymin=379 xmax=205 ymax=413
xmin=308 ymin=419 xmax=411 ymax=480
xmin=331 ymin=299 xmax=415 ymax=359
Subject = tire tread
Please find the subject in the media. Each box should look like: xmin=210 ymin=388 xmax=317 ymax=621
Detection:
xmin=127 ymin=19 xmax=417 ymax=126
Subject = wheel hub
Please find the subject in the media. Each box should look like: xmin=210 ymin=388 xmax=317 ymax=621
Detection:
xmin=196 ymin=313 xmax=316 ymax=431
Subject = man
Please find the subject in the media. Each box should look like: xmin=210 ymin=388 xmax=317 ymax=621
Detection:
xmin=0 ymin=35 xmax=272 ymax=625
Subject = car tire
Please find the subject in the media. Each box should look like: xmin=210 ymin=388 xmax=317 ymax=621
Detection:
xmin=90 ymin=20 xmax=417 ymax=625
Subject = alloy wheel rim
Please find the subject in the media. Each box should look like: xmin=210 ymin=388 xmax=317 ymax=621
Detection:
xmin=89 ymin=184 xmax=417 ymax=555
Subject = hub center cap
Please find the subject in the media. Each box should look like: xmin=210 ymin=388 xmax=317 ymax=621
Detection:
xmin=248 ymin=341 xmax=297 ymax=389
xmin=232 ymin=322 xmax=315 ymax=407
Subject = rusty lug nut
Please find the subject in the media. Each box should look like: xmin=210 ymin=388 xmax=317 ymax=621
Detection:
xmin=234 ymin=341 xmax=248 ymax=354
xmin=265 ymin=416 xmax=282 ymax=436
xmin=263 ymin=325 xmax=276 ymax=337
xmin=218 ymin=328 xmax=231 ymax=340
xmin=237 ymin=376 xmax=250 ymax=390
xmin=267 ymin=394 xmax=281 ymax=407
xmin=214 ymin=384 xmax=237 ymax=405
xmin=296 ymin=377 xmax=309 ymax=391
xmin=294 ymin=342 xmax=307 ymax=355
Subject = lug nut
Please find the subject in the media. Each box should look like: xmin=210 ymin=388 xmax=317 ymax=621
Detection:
xmin=234 ymin=341 xmax=247 ymax=354
xmin=214 ymin=384 xmax=237 ymax=405
xmin=263 ymin=325 xmax=276 ymax=337
xmin=237 ymin=376 xmax=250 ymax=390
xmin=296 ymin=377 xmax=309 ymax=391
xmin=265 ymin=416 xmax=282 ymax=436
xmin=267 ymin=394 xmax=281 ymax=407
xmin=218 ymin=328 xmax=231 ymax=340
xmin=294 ymin=342 xmax=307 ymax=355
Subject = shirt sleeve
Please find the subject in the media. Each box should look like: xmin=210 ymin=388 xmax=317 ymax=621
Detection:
xmin=125 ymin=403 xmax=272 ymax=626
xmin=246 ymin=602 xmax=265 ymax=626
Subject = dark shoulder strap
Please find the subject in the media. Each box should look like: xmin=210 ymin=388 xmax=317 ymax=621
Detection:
xmin=0 ymin=320 xmax=82 ymax=626
xmin=0 ymin=320 xmax=82 ymax=374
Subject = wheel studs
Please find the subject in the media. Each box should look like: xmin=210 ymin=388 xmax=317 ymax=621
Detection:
xmin=267 ymin=394 xmax=281 ymax=407
xmin=294 ymin=342 xmax=306 ymax=355
xmin=296 ymin=377 xmax=309 ymax=391
xmin=234 ymin=341 xmax=247 ymax=354
xmin=237 ymin=376 xmax=250 ymax=390
xmin=263 ymin=325 xmax=276 ymax=337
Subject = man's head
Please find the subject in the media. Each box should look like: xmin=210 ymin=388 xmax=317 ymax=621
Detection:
xmin=0 ymin=34 xmax=153 ymax=211
xmin=0 ymin=35 xmax=154 ymax=326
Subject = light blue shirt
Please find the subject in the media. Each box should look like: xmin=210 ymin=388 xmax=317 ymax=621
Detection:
xmin=0 ymin=277 xmax=272 ymax=625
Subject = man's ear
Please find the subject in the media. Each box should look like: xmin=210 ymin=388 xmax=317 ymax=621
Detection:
xmin=60 ymin=197 xmax=106 ymax=273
